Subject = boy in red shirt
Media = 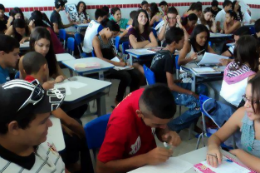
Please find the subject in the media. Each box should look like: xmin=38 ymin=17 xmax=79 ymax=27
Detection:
xmin=97 ymin=84 xmax=181 ymax=173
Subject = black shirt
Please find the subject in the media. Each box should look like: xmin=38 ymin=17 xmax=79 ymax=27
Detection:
xmin=150 ymin=50 xmax=175 ymax=84
xmin=211 ymin=7 xmax=222 ymax=18
xmin=50 ymin=10 xmax=63 ymax=29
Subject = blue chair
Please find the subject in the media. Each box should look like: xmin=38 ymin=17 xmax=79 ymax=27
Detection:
xmin=67 ymin=37 xmax=75 ymax=56
xmin=15 ymin=71 xmax=20 ymax=79
xmin=121 ymin=41 xmax=130 ymax=61
xmin=91 ymin=49 xmax=95 ymax=57
xmin=74 ymin=33 xmax=87 ymax=58
xmin=84 ymin=113 xmax=111 ymax=168
xmin=152 ymin=28 xmax=157 ymax=39
xmin=143 ymin=65 xmax=156 ymax=85
xmin=249 ymin=26 xmax=256 ymax=35
xmin=59 ymin=29 xmax=67 ymax=49
xmin=175 ymin=55 xmax=180 ymax=79
xmin=208 ymin=41 xmax=212 ymax=47
xmin=114 ymin=36 xmax=121 ymax=53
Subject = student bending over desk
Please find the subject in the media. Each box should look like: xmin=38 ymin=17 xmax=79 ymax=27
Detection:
xmin=223 ymin=10 xmax=241 ymax=34
xmin=207 ymin=73 xmax=260 ymax=172
xmin=96 ymin=85 xmax=181 ymax=173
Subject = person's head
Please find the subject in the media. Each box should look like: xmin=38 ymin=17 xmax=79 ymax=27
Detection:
xmin=225 ymin=10 xmax=237 ymax=23
xmin=159 ymin=1 xmax=168 ymax=13
xmin=54 ymin=0 xmax=66 ymax=11
xmin=9 ymin=7 xmax=24 ymax=20
xmin=0 ymin=80 xmax=65 ymax=147
xmin=188 ymin=2 xmax=202 ymax=17
xmin=182 ymin=13 xmax=198 ymax=28
xmin=232 ymin=0 xmax=240 ymax=12
xmin=13 ymin=19 xmax=30 ymax=42
xmin=95 ymin=9 xmax=107 ymax=22
xmin=77 ymin=1 xmax=86 ymax=14
xmin=165 ymin=27 xmax=185 ymax=52
xmin=141 ymin=1 xmax=149 ymax=11
xmin=223 ymin=0 xmax=232 ymax=12
xmin=0 ymin=4 xmax=5 ymax=19
xmin=203 ymin=7 xmax=213 ymax=22
xmin=136 ymin=84 xmax=176 ymax=129
xmin=101 ymin=20 xmax=120 ymax=39
xmin=130 ymin=10 xmax=138 ymax=20
xmin=167 ymin=7 xmax=178 ymax=27
xmin=101 ymin=6 xmax=109 ymax=17
xmin=30 ymin=27 xmax=58 ymax=77
xmin=0 ymin=20 xmax=7 ymax=34
xmin=254 ymin=19 xmax=260 ymax=34
xmin=133 ymin=9 xmax=150 ymax=33
xmin=211 ymin=0 xmax=219 ymax=11
xmin=111 ymin=7 xmax=121 ymax=22
xmin=150 ymin=3 xmax=160 ymax=19
xmin=30 ymin=10 xmax=51 ymax=28
xmin=22 ymin=52 xmax=49 ymax=82
xmin=233 ymin=26 xmax=251 ymax=42
xmin=0 ymin=35 xmax=19 ymax=68
xmin=190 ymin=24 xmax=210 ymax=50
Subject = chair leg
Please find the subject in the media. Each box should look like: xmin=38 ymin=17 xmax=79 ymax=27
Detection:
xmin=89 ymin=149 xmax=96 ymax=172
xmin=196 ymin=133 xmax=203 ymax=149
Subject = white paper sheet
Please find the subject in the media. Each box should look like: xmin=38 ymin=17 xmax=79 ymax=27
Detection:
xmin=192 ymin=67 xmax=221 ymax=74
xmin=111 ymin=56 xmax=120 ymax=62
xmin=55 ymin=81 xmax=87 ymax=95
xmin=197 ymin=52 xmax=229 ymax=66
xmin=114 ymin=66 xmax=134 ymax=71
xmin=128 ymin=157 xmax=193 ymax=173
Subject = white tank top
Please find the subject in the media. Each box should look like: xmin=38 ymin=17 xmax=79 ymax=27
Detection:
xmin=185 ymin=44 xmax=203 ymax=62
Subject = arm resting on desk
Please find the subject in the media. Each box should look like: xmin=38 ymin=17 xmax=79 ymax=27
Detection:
xmin=224 ymin=21 xmax=241 ymax=34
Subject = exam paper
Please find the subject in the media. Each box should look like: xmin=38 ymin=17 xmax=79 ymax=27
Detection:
xmin=197 ymin=52 xmax=229 ymax=66
xmin=55 ymin=81 xmax=87 ymax=95
xmin=111 ymin=56 xmax=120 ymax=62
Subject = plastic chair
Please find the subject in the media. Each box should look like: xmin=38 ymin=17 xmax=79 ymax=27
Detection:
xmin=15 ymin=71 xmax=20 ymax=79
xmin=121 ymin=41 xmax=130 ymax=61
xmin=67 ymin=37 xmax=75 ymax=56
xmin=175 ymin=55 xmax=180 ymax=79
xmin=152 ymin=28 xmax=157 ymax=39
xmin=84 ymin=113 xmax=111 ymax=169
xmin=91 ymin=49 xmax=95 ymax=57
xmin=143 ymin=65 xmax=156 ymax=85
xmin=114 ymin=36 xmax=121 ymax=53
xmin=249 ymin=26 xmax=256 ymax=35
xmin=74 ymin=33 xmax=87 ymax=58
xmin=59 ymin=29 xmax=67 ymax=49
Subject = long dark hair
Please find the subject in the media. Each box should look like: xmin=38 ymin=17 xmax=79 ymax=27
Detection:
xmin=9 ymin=7 xmax=24 ymax=20
xmin=226 ymin=10 xmax=238 ymax=21
xmin=29 ymin=27 xmax=58 ymax=77
xmin=233 ymin=35 xmax=259 ymax=72
xmin=181 ymin=13 xmax=198 ymax=26
xmin=200 ymin=7 xmax=213 ymax=29
xmin=133 ymin=9 xmax=151 ymax=40
xmin=232 ymin=1 xmax=243 ymax=21
xmin=13 ymin=19 xmax=30 ymax=42
xmin=30 ymin=10 xmax=53 ymax=29
xmin=248 ymin=73 xmax=260 ymax=114
xmin=189 ymin=24 xmax=210 ymax=52
xmin=150 ymin=3 xmax=160 ymax=19
xmin=77 ymin=1 xmax=87 ymax=17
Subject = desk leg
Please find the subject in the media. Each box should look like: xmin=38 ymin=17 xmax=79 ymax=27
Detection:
xmin=129 ymin=54 xmax=133 ymax=66
xmin=191 ymin=74 xmax=196 ymax=92
xmin=98 ymin=71 xmax=107 ymax=116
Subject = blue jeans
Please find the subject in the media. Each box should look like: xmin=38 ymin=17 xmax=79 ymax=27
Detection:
xmin=168 ymin=83 xmax=208 ymax=132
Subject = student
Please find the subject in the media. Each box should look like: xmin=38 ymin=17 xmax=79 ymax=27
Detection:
xmin=199 ymin=7 xmax=217 ymax=33
xmin=181 ymin=13 xmax=198 ymax=36
xmin=223 ymin=10 xmax=241 ymax=34
xmin=75 ymin=1 xmax=90 ymax=24
xmin=5 ymin=19 xmax=30 ymax=43
xmin=221 ymin=26 xmax=251 ymax=58
xmin=215 ymin=0 xmax=232 ymax=32
xmin=140 ymin=1 xmax=151 ymax=18
xmin=110 ymin=7 xmax=130 ymax=38
xmin=0 ymin=20 xmax=7 ymax=34
xmin=151 ymin=27 xmax=207 ymax=132
xmin=82 ymin=9 xmax=106 ymax=55
xmin=178 ymin=24 xmax=215 ymax=66
xmin=183 ymin=2 xmax=202 ymax=18
xmin=159 ymin=1 xmax=168 ymax=15
xmin=211 ymin=0 xmax=222 ymax=18
xmin=149 ymin=3 xmax=163 ymax=27
xmin=129 ymin=10 xmax=138 ymax=26
xmin=220 ymin=35 xmax=259 ymax=107
xmin=207 ymin=73 xmax=260 ymax=172
xmin=96 ymin=84 xmax=181 ymax=173
xmin=93 ymin=20 xmax=140 ymax=104
xmin=0 ymin=4 xmax=8 ymax=25
xmin=0 ymin=79 xmax=67 ymax=172
xmin=50 ymin=0 xmax=75 ymax=34
xmin=253 ymin=18 xmax=260 ymax=41
xmin=232 ymin=0 xmax=243 ymax=22
xmin=0 ymin=35 xmax=19 ymax=84
xmin=6 ymin=7 xmax=25 ymax=28
xmin=102 ymin=6 xmax=110 ymax=19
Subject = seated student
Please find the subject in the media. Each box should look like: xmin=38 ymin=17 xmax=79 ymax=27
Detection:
xmin=5 ymin=19 xmax=30 ymax=44
xmin=223 ymin=10 xmax=241 ymax=34
xmin=0 ymin=35 xmax=19 ymax=84
xmin=93 ymin=20 xmax=140 ymax=105
xmin=221 ymin=26 xmax=251 ymax=58
xmin=50 ymin=0 xmax=76 ymax=34
xmin=220 ymin=35 xmax=259 ymax=107
xmin=199 ymin=7 xmax=217 ymax=33
xmin=140 ymin=1 xmax=151 ymax=18
xmin=6 ymin=7 xmax=25 ymax=28
xmin=22 ymin=52 xmax=92 ymax=172
xmin=207 ymin=73 xmax=260 ymax=172
xmin=159 ymin=1 xmax=169 ymax=15
xmin=181 ymin=13 xmax=198 ymax=35
xmin=253 ymin=18 xmax=260 ymax=41
xmin=215 ymin=0 xmax=232 ymax=32
xmin=128 ymin=10 xmax=138 ymax=26
xmin=211 ymin=0 xmax=222 ymax=18
xmin=0 ymin=20 xmax=7 ymax=34
xmin=149 ymin=3 xmax=163 ymax=27
xmin=82 ymin=9 xmax=106 ymax=55
xmin=74 ymin=1 xmax=90 ymax=24
xmin=0 ymin=4 xmax=8 ymax=25
xmin=102 ymin=6 xmax=111 ymax=19
xmin=183 ymin=2 xmax=202 ymax=18
xmin=151 ymin=27 xmax=207 ymax=132
xmin=0 ymin=79 xmax=67 ymax=172
xmin=96 ymin=84 xmax=181 ymax=173
xmin=178 ymin=24 xmax=215 ymax=66
xmin=232 ymin=0 xmax=243 ymax=22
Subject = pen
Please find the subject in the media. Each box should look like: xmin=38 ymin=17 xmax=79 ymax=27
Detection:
xmin=197 ymin=49 xmax=205 ymax=55
xmin=163 ymin=142 xmax=175 ymax=150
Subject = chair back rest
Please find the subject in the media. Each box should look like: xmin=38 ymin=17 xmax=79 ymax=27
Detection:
xmin=143 ymin=64 xmax=156 ymax=85
xmin=122 ymin=41 xmax=130 ymax=54
xmin=249 ymin=26 xmax=256 ymax=35
xmin=84 ymin=114 xmax=111 ymax=149
xmin=74 ymin=33 xmax=82 ymax=46
xmin=114 ymin=36 xmax=120 ymax=52
xmin=59 ymin=29 xmax=67 ymax=40
xmin=175 ymin=55 xmax=180 ymax=70
xmin=67 ymin=37 xmax=75 ymax=53
xmin=91 ymin=49 xmax=96 ymax=57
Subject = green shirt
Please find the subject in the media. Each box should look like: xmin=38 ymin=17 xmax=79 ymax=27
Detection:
xmin=109 ymin=16 xmax=129 ymax=30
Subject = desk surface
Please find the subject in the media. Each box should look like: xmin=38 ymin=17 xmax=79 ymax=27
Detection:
xmin=126 ymin=48 xmax=157 ymax=57
xmin=54 ymin=76 xmax=111 ymax=102
xmin=47 ymin=117 xmax=65 ymax=151
xmin=182 ymin=63 xmax=225 ymax=77
xmin=210 ymin=33 xmax=233 ymax=38
xmin=56 ymin=53 xmax=76 ymax=62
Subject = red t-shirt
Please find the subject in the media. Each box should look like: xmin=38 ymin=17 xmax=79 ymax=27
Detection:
xmin=24 ymin=75 xmax=36 ymax=82
xmin=98 ymin=88 xmax=157 ymax=163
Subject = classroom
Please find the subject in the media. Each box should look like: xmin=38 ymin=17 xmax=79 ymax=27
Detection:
xmin=0 ymin=0 xmax=260 ymax=172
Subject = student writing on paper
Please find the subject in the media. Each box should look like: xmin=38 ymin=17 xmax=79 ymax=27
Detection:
xmin=22 ymin=52 xmax=91 ymax=173
xmin=220 ymin=35 xmax=259 ymax=107
xmin=223 ymin=10 xmax=241 ymax=34
xmin=92 ymin=20 xmax=141 ymax=105
xmin=151 ymin=27 xmax=207 ymax=132
xmin=178 ymin=24 xmax=215 ymax=66
xmin=181 ymin=13 xmax=198 ymax=35
xmin=207 ymin=73 xmax=260 ymax=172
xmin=96 ymin=85 xmax=181 ymax=173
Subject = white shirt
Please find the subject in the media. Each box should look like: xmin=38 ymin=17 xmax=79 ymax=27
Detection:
xmin=215 ymin=9 xmax=226 ymax=30
xmin=82 ymin=20 xmax=103 ymax=53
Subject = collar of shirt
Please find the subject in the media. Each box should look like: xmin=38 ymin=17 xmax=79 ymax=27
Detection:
xmin=25 ymin=75 xmax=36 ymax=82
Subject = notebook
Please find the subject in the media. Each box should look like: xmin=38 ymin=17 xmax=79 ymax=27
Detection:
xmin=192 ymin=67 xmax=221 ymax=74
xmin=197 ymin=52 xmax=229 ymax=66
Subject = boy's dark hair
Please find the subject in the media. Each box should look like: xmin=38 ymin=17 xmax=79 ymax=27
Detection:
xmin=190 ymin=24 xmax=210 ymax=52
xmin=254 ymin=19 xmax=260 ymax=33
xmin=23 ymin=52 xmax=47 ymax=75
xmin=248 ymin=73 xmax=260 ymax=114
xmin=223 ymin=0 xmax=232 ymax=8
xmin=0 ymin=35 xmax=19 ymax=53
xmin=165 ymin=27 xmax=184 ymax=45
xmin=130 ymin=10 xmax=138 ymax=20
xmin=139 ymin=84 xmax=176 ymax=119
xmin=102 ymin=20 xmax=120 ymax=32
xmin=181 ymin=13 xmax=198 ymax=26
xmin=0 ymin=20 xmax=7 ymax=34
xmin=133 ymin=9 xmax=151 ymax=39
xmin=95 ymin=9 xmax=107 ymax=20
xmin=211 ymin=0 xmax=219 ymax=7
xmin=167 ymin=7 xmax=178 ymax=15
xmin=111 ymin=7 xmax=120 ymax=15
xmin=141 ymin=1 xmax=149 ymax=6
xmin=55 ymin=0 xmax=66 ymax=9
xmin=188 ymin=2 xmax=202 ymax=12
xmin=102 ymin=6 xmax=109 ymax=16
xmin=13 ymin=19 xmax=30 ymax=42
xmin=159 ymin=1 xmax=168 ymax=6
xmin=0 ymin=4 xmax=5 ymax=11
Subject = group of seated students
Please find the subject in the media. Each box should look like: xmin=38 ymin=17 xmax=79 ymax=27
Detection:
xmin=1 ymin=0 xmax=260 ymax=172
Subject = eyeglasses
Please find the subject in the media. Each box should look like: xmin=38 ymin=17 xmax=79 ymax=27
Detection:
xmin=242 ymin=94 xmax=260 ymax=104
